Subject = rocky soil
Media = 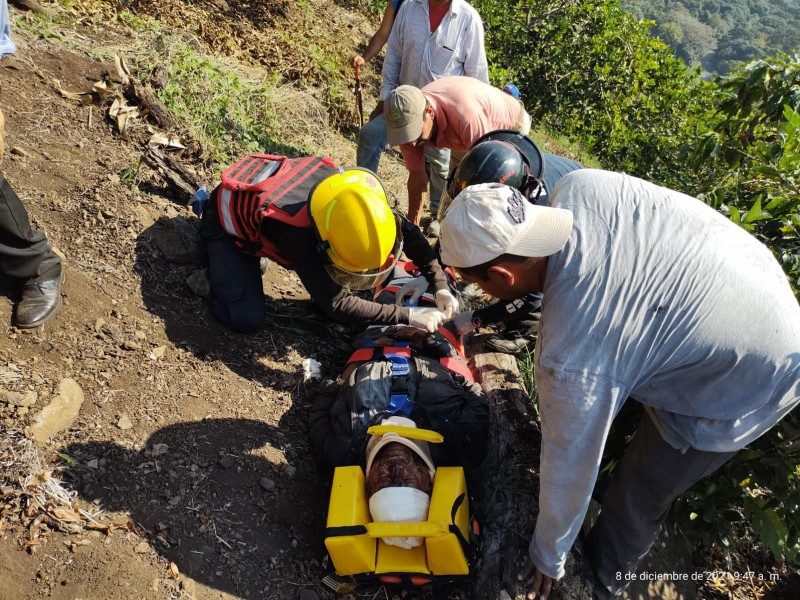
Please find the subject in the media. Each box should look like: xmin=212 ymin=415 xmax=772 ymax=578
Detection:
xmin=0 ymin=2 xmax=544 ymax=599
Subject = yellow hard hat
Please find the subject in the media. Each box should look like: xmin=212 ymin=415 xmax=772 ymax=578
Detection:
xmin=309 ymin=168 xmax=402 ymax=289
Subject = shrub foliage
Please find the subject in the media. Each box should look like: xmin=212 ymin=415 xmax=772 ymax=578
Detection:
xmin=471 ymin=0 xmax=713 ymax=183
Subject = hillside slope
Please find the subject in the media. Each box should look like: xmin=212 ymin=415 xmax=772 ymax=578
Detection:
xmin=0 ymin=2 xmax=552 ymax=599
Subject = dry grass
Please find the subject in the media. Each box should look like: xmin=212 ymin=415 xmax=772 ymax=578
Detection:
xmin=1 ymin=425 xmax=104 ymax=540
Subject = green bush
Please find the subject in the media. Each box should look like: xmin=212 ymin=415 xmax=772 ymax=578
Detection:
xmin=687 ymin=57 xmax=800 ymax=297
xmin=143 ymin=35 xmax=306 ymax=164
xmin=474 ymin=0 xmax=799 ymax=569
xmin=472 ymin=0 xmax=713 ymax=183
xmin=674 ymin=56 xmax=800 ymax=564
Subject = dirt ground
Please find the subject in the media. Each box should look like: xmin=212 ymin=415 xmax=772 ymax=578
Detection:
xmin=0 ymin=2 xmax=792 ymax=600
xmin=0 ymin=3 xmax=402 ymax=599
xmin=0 ymin=3 xmax=524 ymax=599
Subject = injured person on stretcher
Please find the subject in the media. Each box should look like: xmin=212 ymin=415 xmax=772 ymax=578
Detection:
xmin=309 ymin=262 xmax=489 ymax=582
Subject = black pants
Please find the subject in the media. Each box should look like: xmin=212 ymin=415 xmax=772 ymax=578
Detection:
xmin=0 ymin=173 xmax=61 ymax=283
xmin=586 ymin=412 xmax=737 ymax=598
xmin=198 ymin=197 xmax=265 ymax=333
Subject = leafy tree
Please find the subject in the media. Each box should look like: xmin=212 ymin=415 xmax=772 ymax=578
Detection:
xmin=622 ymin=0 xmax=800 ymax=75
xmin=472 ymin=0 xmax=712 ymax=183
xmin=473 ymin=0 xmax=800 ymax=568
xmin=662 ymin=6 xmax=717 ymax=66
xmin=688 ymin=56 xmax=800 ymax=297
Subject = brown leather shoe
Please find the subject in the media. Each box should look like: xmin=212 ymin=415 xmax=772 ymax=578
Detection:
xmin=16 ymin=272 xmax=63 ymax=328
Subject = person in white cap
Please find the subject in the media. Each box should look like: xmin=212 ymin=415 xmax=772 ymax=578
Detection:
xmin=365 ymin=416 xmax=436 ymax=548
xmin=438 ymin=176 xmax=800 ymax=599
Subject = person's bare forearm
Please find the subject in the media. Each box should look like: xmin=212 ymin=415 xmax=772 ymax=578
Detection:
xmin=407 ymin=169 xmax=428 ymax=225
xmin=351 ymin=4 xmax=395 ymax=68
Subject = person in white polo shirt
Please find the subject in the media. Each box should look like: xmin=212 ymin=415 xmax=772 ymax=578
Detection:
xmin=357 ymin=0 xmax=489 ymax=237
xmin=437 ymin=177 xmax=800 ymax=599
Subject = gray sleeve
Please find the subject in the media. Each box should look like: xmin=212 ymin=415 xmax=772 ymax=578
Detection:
xmin=529 ymin=367 xmax=628 ymax=579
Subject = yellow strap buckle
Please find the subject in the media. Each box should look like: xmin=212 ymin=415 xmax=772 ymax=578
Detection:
xmin=367 ymin=425 xmax=444 ymax=443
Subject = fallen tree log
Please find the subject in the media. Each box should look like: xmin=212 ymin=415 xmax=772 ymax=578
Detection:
xmin=125 ymin=79 xmax=181 ymax=132
xmin=124 ymin=77 xmax=205 ymax=159
xmin=468 ymin=342 xmax=594 ymax=599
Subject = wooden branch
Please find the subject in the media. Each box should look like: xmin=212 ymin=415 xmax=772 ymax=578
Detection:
xmin=143 ymin=147 xmax=204 ymax=203
xmin=467 ymin=348 xmax=594 ymax=598
xmin=125 ymin=79 xmax=180 ymax=132
xmin=124 ymin=77 xmax=206 ymax=159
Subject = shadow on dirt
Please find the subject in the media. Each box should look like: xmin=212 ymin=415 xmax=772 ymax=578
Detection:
xmin=134 ymin=216 xmax=350 ymax=388
xmin=63 ymin=417 xmax=331 ymax=598
xmin=0 ymin=278 xmax=21 ymax=324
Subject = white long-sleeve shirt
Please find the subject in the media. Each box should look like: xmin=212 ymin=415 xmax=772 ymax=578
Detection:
xmin=380 ymin=0 xmax=488 ymax=101
xmin=530 ymin=169 xmax=800 ymax=579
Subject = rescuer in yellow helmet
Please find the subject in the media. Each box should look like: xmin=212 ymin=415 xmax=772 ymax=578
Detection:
xmin=308 ymin=168 xmax=402 ymax=291
xmin=198 ymin=154 xmax=458 ymax=333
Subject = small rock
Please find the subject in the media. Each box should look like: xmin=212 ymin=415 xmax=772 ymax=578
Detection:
xmin=87 ymin=458 xmax=99 ymax=469
xmin=29 ymin=379 xmax=84 ymax=447
xmin=102 ymin=323 xmax=122 ymax=340
xmin=498 ymin=591 xmax=513 ymax=600
xmin=149 ymin=346 xmax=167 ymax=360
xmin=133 ymin=205 xmax=156 ymax=229
xmin=134 ymin=541 xmax=150 ymax=554
xmin=297 ymin=590 xmax=319 ymax=600
xmin=121 ymin=340 xmax=141 ymax=351
xmin=186 ymin=268 xmax=210 ymax=298
xmin=2 ymin=389 xmax=37 ymax=407
xmin=10 ymin=146 xmax=29 ymax=158
xmin=117 ymin=415 xmax=133 ymax=430
xmin=283 ymin=464 xmax=296 ymax=478
xmin=134 ymin=330 xmax=147 ymax=341
xmin=218 ymin=455 xmax=234 ymax=469
xmin=259 ymin=477 xmax=276 ymax=492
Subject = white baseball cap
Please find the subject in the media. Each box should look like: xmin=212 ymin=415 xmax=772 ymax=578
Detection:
xmin=439 ymin=183 xmax=573 ymax=268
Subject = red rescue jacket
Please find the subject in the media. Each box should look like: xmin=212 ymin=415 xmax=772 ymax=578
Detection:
xmin=216 ymin=154 xmax=340 ymax=266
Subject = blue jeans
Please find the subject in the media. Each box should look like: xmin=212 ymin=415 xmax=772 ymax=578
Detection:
xmin=1 ymin=0 xmax=16 ymax=57
xmin=357 ymin=114 xmax=450 ymax=217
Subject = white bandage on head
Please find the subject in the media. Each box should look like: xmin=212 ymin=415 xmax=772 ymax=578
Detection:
xmin=368 ymin=486 xmax=431 ymax=549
